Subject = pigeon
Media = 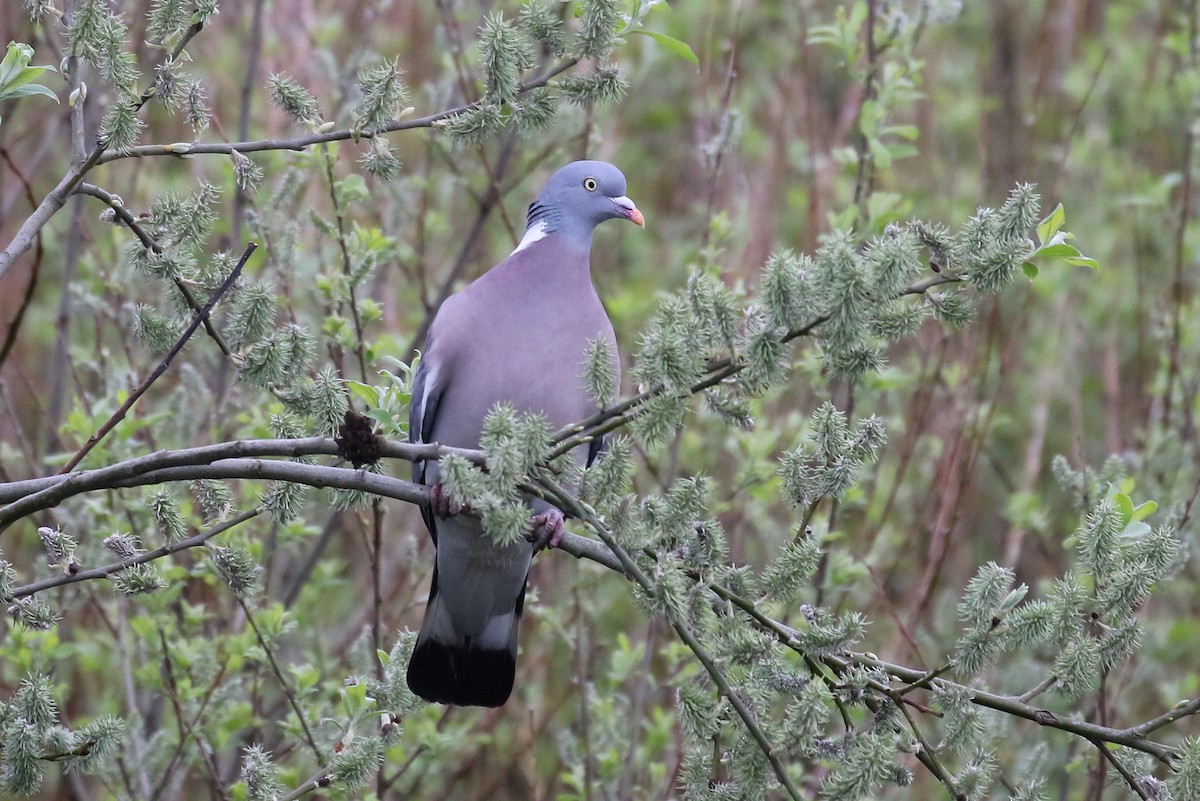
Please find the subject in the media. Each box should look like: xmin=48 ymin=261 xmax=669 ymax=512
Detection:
xmin=406 ymin=161 xmax=644 ymax=707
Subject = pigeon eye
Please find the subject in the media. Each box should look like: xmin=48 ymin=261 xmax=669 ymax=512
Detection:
xmin=583 ymin=177 xmax=598 ymax=192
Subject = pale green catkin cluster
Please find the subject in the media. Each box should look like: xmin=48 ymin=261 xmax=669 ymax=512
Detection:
xmin=10 ymin=0 xmax=1200 ymax=798
xmin=441 ymin=0 xmax=628 ymax=145
xmin=0 ymin=675 xmax=124 ymax=795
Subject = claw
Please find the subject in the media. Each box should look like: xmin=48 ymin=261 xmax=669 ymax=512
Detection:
xmin=430 ymin=484 xmax=463 ymax=519
xmin=529 ymin=509 xmax=565 ymax=551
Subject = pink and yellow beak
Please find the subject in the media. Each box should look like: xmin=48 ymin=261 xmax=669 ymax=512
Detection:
xmin=613 ymin=196 xmax=646 ymax=228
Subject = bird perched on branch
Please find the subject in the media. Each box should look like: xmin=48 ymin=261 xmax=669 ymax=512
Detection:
xmin=406 ymin=161 xmax=644 ymax=707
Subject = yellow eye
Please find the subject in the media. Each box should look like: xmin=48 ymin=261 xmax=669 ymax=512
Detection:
xmin=583 ymin=177 xmax=598 ymax=192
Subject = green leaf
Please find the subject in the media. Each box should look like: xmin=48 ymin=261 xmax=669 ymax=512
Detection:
xmin=346 ymin=380 xmax=379 ymax=406
xmin=883 ymin=123 xmax=920 ymax=140
xmin=1036 ymin=202 xmax=1066 ymax=245
xmin=628 ymin=29 xmax=699 ymax=65
xmin=1021 ymin=261 xmax=1039 ymax=280
xmin=1120 ymin=521 xmax=1152 ymax=540
xmin=999 ymin=584 xmax=1030 ymax=616
xmin=1113 ymin=492 xmax=1134 ymax=525
xmin=1034 ymin=242 xmax=1083 ymax=259
xmin=366 ymin=408 xmax=401 ymax=430
xmin=290 ymin=663 xmax=321 ymax=694
xmin=0 ymin=42 xmax=58 ymax=112
xmin=336 ymin=173 xmax=369 ymax=206
xmin=0 ymin=83 xmax=58 ymax=101
xmin=0 ymin=42 xmax=35 ymax=87
xmin=1066 ymin=255 xmax=1099 ymax=269
xmin=1130 ymin=500 xmax=1158 ymax=523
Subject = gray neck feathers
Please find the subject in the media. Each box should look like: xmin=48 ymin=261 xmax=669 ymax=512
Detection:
xmin=524 ymin=200 xmax=592 ymax=252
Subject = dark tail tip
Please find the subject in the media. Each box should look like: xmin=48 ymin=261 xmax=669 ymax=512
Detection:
xmin=407 ymin=639 xmax=516 ymax=708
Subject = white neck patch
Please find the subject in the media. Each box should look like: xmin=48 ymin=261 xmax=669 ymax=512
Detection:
xmin=511 ymin=220 xmax=549 ymax=254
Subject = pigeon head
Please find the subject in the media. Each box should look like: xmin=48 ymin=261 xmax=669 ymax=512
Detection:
xmin=522 ymin=160 xmax=645 ymax=251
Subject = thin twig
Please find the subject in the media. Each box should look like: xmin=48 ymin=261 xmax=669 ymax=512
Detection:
xmin=239 ymin=595 xmax=324 ymax=760
xmin=402 ymin=133 xmax=521 ymax=360
xmin=149 ymin=657 xmax=231 ymax=801
xmin=56 ymin=242 xmax=257 ymax=474
xmin=233 ymin=0 xmax=268 ymax=243
xmin=0 ymin=148 xmax=46 ymax=373
xmin=547 ymin=273 xmax=963 ymax=460
xmin=0 ymin=57 xmax=577 ymax=278
xmin=851 ymin=0 xmax=880 ymax=218
xmin=892 ymin=691 xmax=964 ymax=800
xmin=1088 ymin=738 xmax=1150 ymax=801
xmin=73 ymin=182 xmax=235 ymax=356
xmin=537 ymin=475 xmax=804 ymax=801
xmin=1127 ymin=695 xmax=1200 ymax=737
xmin=156 ymin=630 xmax=231 ymax=801
xmin=6 ymin=509 xmax=259 ymax=600
xmin=319 ymin=145 xmax=369 ymax=382
xmin=1162 ymin=0 xmax=1199 ymax=428
xmin=0 ymin=16 xmax=211 ymax=280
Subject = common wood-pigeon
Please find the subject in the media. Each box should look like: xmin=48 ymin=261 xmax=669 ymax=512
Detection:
xmin=406 ymin=161 xmax=644 ymax=707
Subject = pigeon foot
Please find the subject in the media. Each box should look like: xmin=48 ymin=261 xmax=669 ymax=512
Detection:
xmin=430 ymin=484 xmax=463 ymax=519
xmin=529 ymin=509 xmax=565 ymax=551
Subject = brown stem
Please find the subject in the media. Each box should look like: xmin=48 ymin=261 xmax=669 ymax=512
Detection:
xmin=57 ymin=242 xmax=257 ymax=474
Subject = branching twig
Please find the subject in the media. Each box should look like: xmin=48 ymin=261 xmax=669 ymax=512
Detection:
xmin=892 ymin=693 xmax=964 ymax=800
xmin=319 ymin=145 xmax=369 ymax=382
xmin=5 ymin=509 xmax=259 ymax=600
xmin=0 ymin=57 xmax=577 ymax=279
xmin=536 ymin=475 xmax=805 ymax=801
xmin=238 ymin=596 xmax=324 ymax=761
xmin=1088 ymin=738 xmax=1150 ymax=801
xmin=73 ymin=182 xmax=235 ymax=356
xmin=157 ymin=630 xmax=231 ymax=801
xmin=56 ymin=242 xmax=257 ymax=474
xmin=1127 ymin=695 xmax=1200 ymax=738
xmin=547 ymin=272 xmax=962 ymax=460
xmin=0 ymin=16 xmax=211 ymax=280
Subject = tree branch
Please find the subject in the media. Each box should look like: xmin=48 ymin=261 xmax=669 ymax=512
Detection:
xmin=535 ymin=475 xmax=804 ymax=801
xmin=0 ymin=15 xmax=211 ymax=281
xmin=73 ymin=182 xmax=236 ymax=356
xmin=57 ymin=242 xmax=257 ymax=474
xmin=0 ymin=57 xmax=578 ymax=281
xmin=5 ymin=509 xmax=259 ymax=600
xmin=548 ymin=271 xmax=963 ymax=460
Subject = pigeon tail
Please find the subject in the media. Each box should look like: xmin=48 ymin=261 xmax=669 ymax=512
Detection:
xmin=407 ymin=568 xmax=525 ymax=707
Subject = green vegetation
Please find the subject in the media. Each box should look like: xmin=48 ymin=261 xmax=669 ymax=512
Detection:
xmin=1 ymin=1 xmax=1199 ymax=799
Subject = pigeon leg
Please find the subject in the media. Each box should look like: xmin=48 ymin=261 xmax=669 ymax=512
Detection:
xmin=430 ymin=484 xmax=463 ymax=519
xmin=529 ymin=509 xmax=565 ymax=551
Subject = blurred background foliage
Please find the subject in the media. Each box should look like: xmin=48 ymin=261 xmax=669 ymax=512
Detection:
xmin=3 ymin=0 xmax=1200 ymax=798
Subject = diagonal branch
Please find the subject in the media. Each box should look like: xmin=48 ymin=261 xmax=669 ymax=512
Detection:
xmin=547 ymin=272 xmax=963 ymax=460
xmin=535 ymin=475 xmax=804 ymax=801
xmin=73 ymin=182 xmax=235 ymax=356
xmin=238 ymin=595 xmax=324 ymax=761
xmin=0 ymin=57 xmax=577 ymax=280
xmin=5 ymin=509 xmax=259 ymax=600
xmin=57 ymin=242 xmax=257 ymax=474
